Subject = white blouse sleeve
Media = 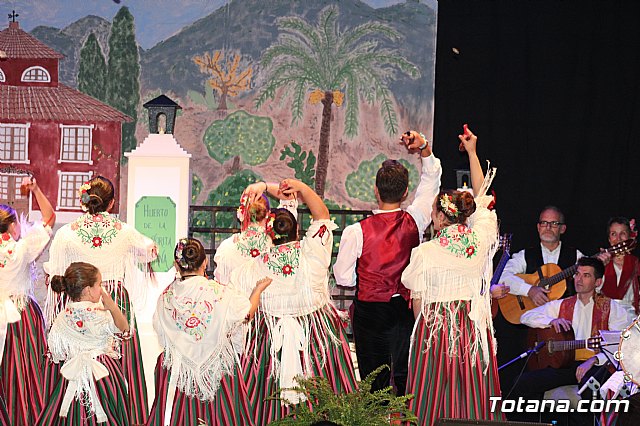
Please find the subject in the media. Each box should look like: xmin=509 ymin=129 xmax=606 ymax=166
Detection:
xmin=301 ymin=219 xmax=337 ymax=292
xmin=19 ymin=222 xmax=52 ymax=264
xmin=401 ymin=245 xmax=426 ymax=295
xmin=466 ymin=196 xmax=498 ymax=249
xmin=222 ymin=286 xmax=252 ymax=327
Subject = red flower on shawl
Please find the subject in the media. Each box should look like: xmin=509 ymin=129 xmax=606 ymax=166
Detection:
xmin=250 ymin=249 xmax=260 ymax=258
xmin=70 ymin=222 xmax=79 ymax=231
xmin=282 ymin=264 xmax=293 ymax=275
xmin=278 ymin=245 xmax=291 ymax=253
xmin=92 ymin=237 xmax=102 ymax=247
xmin=0 ymin=264 xmax=4 ymax=268
xmin=457 ymin=225 xmax=467 ymax=233
xmin=466 ymin=246 xmax=475 ymax=257
xmin=185 ymin=316 xmax=200 ymax=328
xmin=76 ymin=320 xmax=83 ymax=328
xmin=93 ymin=214 xmax=104 ymax=222
xmin=114 ymin=221 xmax=122 ymax=230
xmin=439 ymin=236 xmax=449 ymax=247
xmin=1 ymin=233 xmax=9 ymax=241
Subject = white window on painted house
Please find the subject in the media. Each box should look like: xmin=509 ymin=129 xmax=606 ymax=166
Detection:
xmin=0 ymin=124 xmax=30 ymax=163
xmin=59 ymin=125 xmax=94 ymax=164
xmin=21 ymin=66 xmax=51 ymax=82
xmin=58 ymin=172 xmax=92 ymax=210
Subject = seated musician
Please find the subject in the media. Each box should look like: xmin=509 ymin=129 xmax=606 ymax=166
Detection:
xmin=597 ymin=216 xmax=639 ymax=320
xmin=509 ymin=257 xmax=630 ymax=424
xmin=493 ymin=205 xmax=584 ymax=392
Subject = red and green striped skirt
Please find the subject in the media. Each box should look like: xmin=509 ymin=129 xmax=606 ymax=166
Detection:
xmin=406 ymin=301 xmax=503 ymax=426
xmin=244 ymin=306 xmax=358 ymax=425
xmin=146 ymin=352 xmax=254 ymax=426
xmin=35 ymin=354 xmax=130 ymax=425
xmin=109 ymin=283 xmax=149 ymax=424
xmin=0 ymin=297 xmax=48 ymax=425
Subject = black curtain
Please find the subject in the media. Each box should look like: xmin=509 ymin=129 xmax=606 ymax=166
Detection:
xmin=434 ymin=0 xmax=640 ymax=254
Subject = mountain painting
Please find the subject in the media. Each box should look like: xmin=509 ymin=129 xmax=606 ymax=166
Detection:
xmin=5 ymin=0 xmax=437 ymax=212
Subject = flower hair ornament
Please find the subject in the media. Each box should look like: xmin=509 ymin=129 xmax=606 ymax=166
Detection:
xmin=78 ymin=182 xmax=91 ymax=212
xmin=174 ymin=238 xmax=189 ymax=269
xmin=439 ymin=194 xmax=459 ymax=218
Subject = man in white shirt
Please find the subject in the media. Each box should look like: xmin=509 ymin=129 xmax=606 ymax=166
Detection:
xmin=333 ymin=131 xmax=441 ymax=394
xmin=509 ymin=257 xmax=630 ymax=424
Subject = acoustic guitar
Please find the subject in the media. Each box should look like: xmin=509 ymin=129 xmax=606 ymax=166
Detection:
xmin=498 ymin=238 xmax=637 ymax=324
xmin=490 ymin=233 xmax=512 ymax=318
xmin=527 ymin=327 xmax=602 ymax=370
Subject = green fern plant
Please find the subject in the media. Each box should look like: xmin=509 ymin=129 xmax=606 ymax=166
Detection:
xmin=269 ymin=365 xmax=418 ymax=426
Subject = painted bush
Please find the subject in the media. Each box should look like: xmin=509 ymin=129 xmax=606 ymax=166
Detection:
xmin=346 ymin=154 xmax=418 ymax=203
xmin=203 ymin=110 xmax=275 ymax=165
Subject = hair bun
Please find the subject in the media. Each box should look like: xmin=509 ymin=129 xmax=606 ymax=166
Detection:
xmin=457 ymin=191 xmax=476 ymax=219
xmin=50 ymin=275 xmax=67 ymax=293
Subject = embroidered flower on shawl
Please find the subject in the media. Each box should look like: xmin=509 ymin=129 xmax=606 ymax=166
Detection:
xmin=169 ymin=280 xmax=223 ymax=341
xmin=0 ymin=235 xmax=16 ymax=268
xmin=72 ymin=213 xmax=121 ymax=249
xmin=436 ymin=225 xmax=480 ymax=259
xmin=64 ymin=306 xmax=98 ymax=336
xmin=233 ymin=225 xmax=270 ymax=259
xmin=185 ymin=316 xmax=201 ymax=329
xmin=263 ymin=241 xmax=301 ymax=277
xmin=1 ymin=233 xmax=9 ymax=241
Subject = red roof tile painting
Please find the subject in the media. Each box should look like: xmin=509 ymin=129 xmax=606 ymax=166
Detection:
xmin=0 ymin=84 xmax=132 ymax=122
xmin=0 ymin=22 xmax=64 ymax=59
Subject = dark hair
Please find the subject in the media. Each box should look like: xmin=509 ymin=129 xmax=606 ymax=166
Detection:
xmin=577 ymin=257 xmax=605 ymax=279
xmin=375 ymin=159 xmax=409 ymax=203
xmin=0 ymin=205 xmax=17 ymax=233
xmin=607 ymin=216 xmax=631 ymax=234
xmin=83 ymin=176 xmax=115 ymax=215
xmin=435 ymin=190 xmax=476 ymax=225
xmin=174 ymin=238 xmax=206 ymax=273
xmin=271 ymin=208 xmax=298 ymax=245
xmin=249 ymin=195 xmax=270 ymax=223
xmin=50 ymin=262 xmax=101 ymax=302
xmin=539 ymin=205 xmax=565 ymax=224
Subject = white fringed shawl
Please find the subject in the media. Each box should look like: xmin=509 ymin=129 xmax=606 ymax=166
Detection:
xmin=154 ymin=275 xmax=250 ymax=403
xmin=230 ymin=219 xmax=339 ymax=404
xmin=44 ymin=212 xmax=156 ymax=326
xmin=48 ymin=300 xmax=122 ymax=422
xmin=401 ymin=167 xmax=499 ymax=371
xmin=214 ymin=225 xmax=272 ymax=285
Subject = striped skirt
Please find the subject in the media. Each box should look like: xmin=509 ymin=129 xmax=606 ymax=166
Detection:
xmin=244 ymin=305 xmax=358 ymax=425
xmin=146 ymin=353 xmax=254 ymax=426
xmin=0 ymin=297 xmax=48 ymax=426
xmin=109 ymin=283 xmax=149 ymax=424
xmin=406 ymin=301 xmax=503 ymax=426
xmin=35 ymin=355 xmax=130 ymax=426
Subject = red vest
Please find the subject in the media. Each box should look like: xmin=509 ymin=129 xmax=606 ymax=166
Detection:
xmin=601 ymin=254 xmax=640 ymax=314
xmin=558 ymin=294 xmax=611 ymax=336
xmin=356 ymin=211 xmax=420 ymax=302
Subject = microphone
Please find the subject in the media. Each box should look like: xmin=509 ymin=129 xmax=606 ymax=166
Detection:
xmin=517 ymin=341 xmax=546 ymax=359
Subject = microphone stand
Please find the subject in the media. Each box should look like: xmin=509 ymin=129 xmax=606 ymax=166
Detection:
xmin=499 ymin=341 xmax=546 ymax=371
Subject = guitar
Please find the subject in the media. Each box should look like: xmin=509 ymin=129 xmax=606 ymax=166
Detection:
xmin=490 ymin=233 xmax=512 ymax=318
xmin=499 ymin=238 xmax=637 ymax=325
xmin=527 ymin=327 xmax=602 ymax=370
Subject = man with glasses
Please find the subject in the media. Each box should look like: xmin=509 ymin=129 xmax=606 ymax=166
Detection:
xmin=495 ymin=206 xmax=583 ymax=395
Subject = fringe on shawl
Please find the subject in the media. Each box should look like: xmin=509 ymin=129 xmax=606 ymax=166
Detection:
xmin=156 ymin=324 xmax=238 ymax=402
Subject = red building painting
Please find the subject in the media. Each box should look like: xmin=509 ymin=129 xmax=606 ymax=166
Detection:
xmin=0 ymin=19 xmax=130 ymax=220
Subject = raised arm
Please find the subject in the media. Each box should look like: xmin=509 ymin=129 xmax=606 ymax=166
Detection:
xmin=23 ymin=177 xmax=55 ymax=227
xmin=242 ymin=181 xmax=295 ymax=204
xmin=279 ymin=178 xmax=329 ymax=220
xmin=458 ymin=127 xmax=484 ymax=196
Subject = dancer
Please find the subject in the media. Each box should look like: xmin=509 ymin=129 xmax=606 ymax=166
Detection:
xmin=146 ymin=237 xmax=271 ymax=426
xmin=0 ymin=176 xmax=55 ymax=425
xmin=401 ymin=128 xmax=502 ymax=425
xmin=232 ymin=178 xmax=358 ymax=425
xmin=44 ymin=176 xmax=156 ymax=424
xmin=36 ymin=262 xmax=131 ymax=425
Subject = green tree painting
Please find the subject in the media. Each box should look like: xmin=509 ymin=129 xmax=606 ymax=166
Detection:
xmin=256 ymin=5 xmax=420 ymax=198
xmin=78 ymin=33 xmax=107 ymax=102
xmin=106 ymin=7 xmax=140 ymax=161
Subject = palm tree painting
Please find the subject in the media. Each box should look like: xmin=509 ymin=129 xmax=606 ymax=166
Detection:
xmin=256 ymin=5 xmax=420 ymax=198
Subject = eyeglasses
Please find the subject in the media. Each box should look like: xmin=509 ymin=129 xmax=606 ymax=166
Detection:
xmin=538 ymin=221 xmax=564 ymax=228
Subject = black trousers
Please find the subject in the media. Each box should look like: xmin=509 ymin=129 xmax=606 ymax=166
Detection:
xmin=352 ymin=297 xmax=414 ymax=395
xmin=509 ymin=361 xmax=613 ymax=426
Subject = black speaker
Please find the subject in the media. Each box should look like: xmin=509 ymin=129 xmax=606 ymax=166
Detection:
xmin=436 ymin=419 xmax=552 ymax=426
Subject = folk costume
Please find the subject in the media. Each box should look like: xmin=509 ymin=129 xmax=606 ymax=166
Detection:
xmin=600 ymin=254 xmax=640 ymax=319
xmin=145 ymin=275 xmax=254 ymax=426
xmin=401 ymin=176 xmax=502 ymax=425
xmin=0 ymin=220 xmax=52 ymax=425
xmin=36 ymin=299 xmax=130 ymax=425
xmin=44 ymin=212 xmax=156 ymax=423
xmin=232 ymin=219 xmax=357 ymax=425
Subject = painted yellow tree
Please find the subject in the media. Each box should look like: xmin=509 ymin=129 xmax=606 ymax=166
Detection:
xmin=193 ymin=50 xmax=253 ymax=111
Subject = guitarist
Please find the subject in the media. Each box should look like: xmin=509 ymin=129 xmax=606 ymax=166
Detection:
xmin=509 ymin=257 xmax=630 ymax=424
xmin=494 ymin=206 xmax=584 ymax=393
xmin=598 ymin=216 xmax=639 ymax=319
